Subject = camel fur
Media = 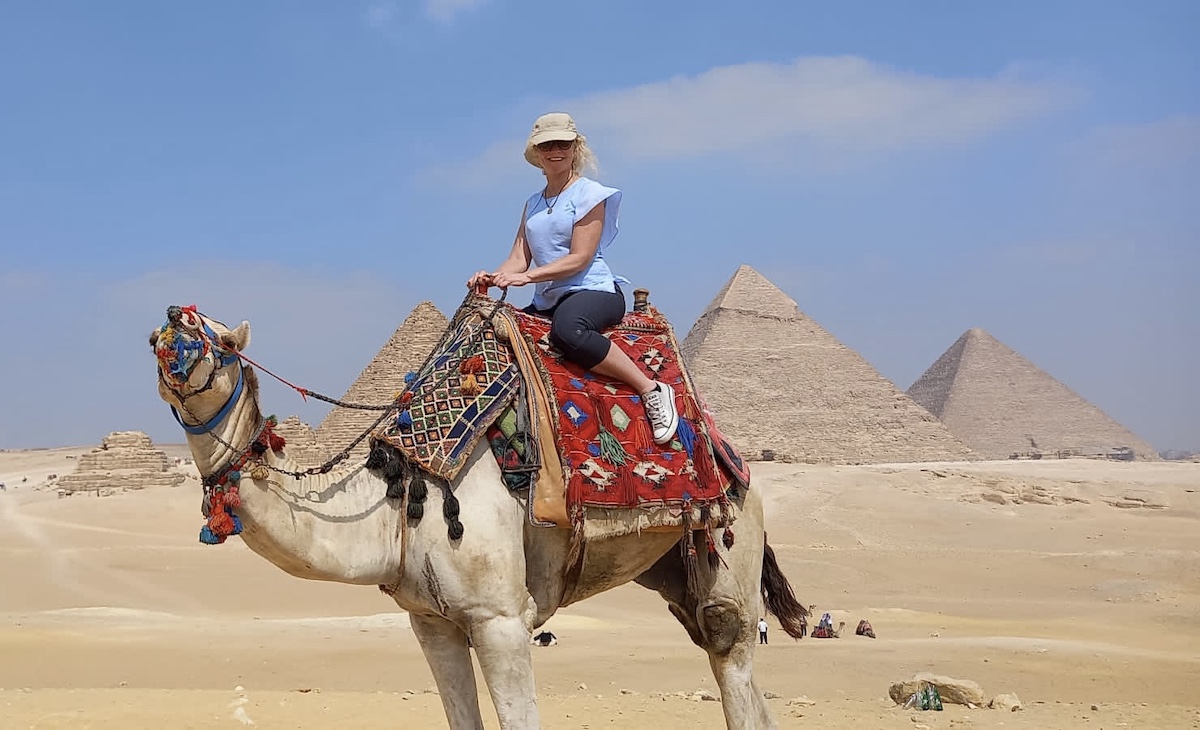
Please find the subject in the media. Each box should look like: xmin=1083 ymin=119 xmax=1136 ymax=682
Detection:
xmin=150 ymin=309 xmax=807 ymax=730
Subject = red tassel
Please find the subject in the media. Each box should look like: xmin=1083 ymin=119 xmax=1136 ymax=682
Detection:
xmin=268 ymin=432 xmax=287 ymax=452
xmin=398 ymin=391 xmax=414 ymax=406
xmin=723 ymin=527 xmax=735 ymax=549
xmin=208 ymin=509 xmax=234 ymax=537
xmin=223 ymin=487 xmax=241 ymax=508
xmin=460 ymin=356 xmax=485 ymax=374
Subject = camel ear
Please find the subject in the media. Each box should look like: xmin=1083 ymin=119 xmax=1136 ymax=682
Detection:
xmin=221 ymin=321 xmax=251 ymax=352
xmin=148 ymin=330 xmax=160 ymax=349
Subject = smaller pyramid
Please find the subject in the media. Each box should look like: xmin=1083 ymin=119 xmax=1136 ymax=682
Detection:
xmin=314 ymin=302 xmax=449 ymax=460
xmin=681 ymin=265 xmax=975 ymax=464
xmin=57 ymin=431 xmax=186 ymax=494
xmin=907 ymin=329 xmax=1157 ymax=460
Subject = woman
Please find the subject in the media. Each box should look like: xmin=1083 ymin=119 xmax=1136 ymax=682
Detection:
xmin=467 ymin=112 xmax=678 ymax=445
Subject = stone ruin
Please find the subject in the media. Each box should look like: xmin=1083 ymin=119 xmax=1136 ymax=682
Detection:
xmin=56 ymin=431 xmax=186 ymax=495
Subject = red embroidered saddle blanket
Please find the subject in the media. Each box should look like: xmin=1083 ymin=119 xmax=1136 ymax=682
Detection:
xmin=372 ymin=292 xmax=749 ymax=531
xmin=495 ymin=300 xmax=749 ymax=526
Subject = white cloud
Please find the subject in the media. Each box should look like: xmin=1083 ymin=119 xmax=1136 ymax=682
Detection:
xmin=433 ymin=55 xmax=1076 ymax=182
xmin=425 ymin=0 xmax=489 ymax=23
xmin=1074 ymin=114 xmax=1200 ymax=169
xmin=364 ymin=1 xmax=400 ymax=30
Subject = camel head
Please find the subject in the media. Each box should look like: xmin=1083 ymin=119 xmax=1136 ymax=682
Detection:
xmin=149 ymin=305 xmax=253 ymax=430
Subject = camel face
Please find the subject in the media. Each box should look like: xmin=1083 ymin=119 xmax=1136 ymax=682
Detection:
xmin=150 ymin=306 xmax=251 ymax=419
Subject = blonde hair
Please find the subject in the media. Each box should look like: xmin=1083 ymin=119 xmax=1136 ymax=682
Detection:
xmin=569 ymin=134 xmax=599 ymax=176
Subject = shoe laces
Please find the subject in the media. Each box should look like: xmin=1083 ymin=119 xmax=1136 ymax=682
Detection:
xmin=643 ymin=386 xmax=670 ymax=429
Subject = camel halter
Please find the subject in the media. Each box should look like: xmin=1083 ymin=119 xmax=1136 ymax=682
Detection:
xmin=155 ymin=305 xmax=244 ymax=435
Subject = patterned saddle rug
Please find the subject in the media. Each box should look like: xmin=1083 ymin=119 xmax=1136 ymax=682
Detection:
xmin=372 ymin=292 xmax=749 ymax=533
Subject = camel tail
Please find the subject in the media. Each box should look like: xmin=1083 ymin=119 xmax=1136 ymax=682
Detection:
xmin=761 ymin=534 xmax=808 ymax=639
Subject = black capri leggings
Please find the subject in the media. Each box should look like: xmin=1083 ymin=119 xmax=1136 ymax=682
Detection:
xmin=525 ymin=286 xmax=626 ymax=369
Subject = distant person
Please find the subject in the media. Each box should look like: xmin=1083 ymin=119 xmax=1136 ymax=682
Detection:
xmin=757 ymin=617 xmax=769 ymax=645
xmin=531 ymin=630 xmax=558 ymax=647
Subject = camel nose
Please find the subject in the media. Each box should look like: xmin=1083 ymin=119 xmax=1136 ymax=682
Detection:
xmin=167 ymin=305 xmax=183 ymax=325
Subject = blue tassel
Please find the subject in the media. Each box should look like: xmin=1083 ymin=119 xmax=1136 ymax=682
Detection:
xmin=198 ymin=526 xmax=222 ymax=545
xmin=676 ymin=416 xmax=697 ymax=457
xmin=230 ymin=513 xmax=243 ymax=535
xmin=228 ymin=470 xmax=241 ymax=483
xmin=396 ymin=410 xmax=413 ymax=430
xmin=404 ymin=371 xmax=417 ymax=384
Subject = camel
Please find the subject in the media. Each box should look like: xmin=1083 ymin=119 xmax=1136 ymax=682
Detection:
xmin=149 ymin=305 xmax=807 ymax=730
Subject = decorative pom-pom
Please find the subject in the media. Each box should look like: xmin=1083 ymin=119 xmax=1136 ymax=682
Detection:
xmin=199 ymin=526 xmax=223 ymax=545
xmin=230 ymin=513 xmax=243 ymax=535
xmin=268 ymin=433 xmax=287 ymax=452
xmin=460 ymin=373 xmax=481 ymax=396
xmin=386 ymin=481 xmax=405 ymax=500
xmin=448 ymin=519 xmax=464 ymax=541
xmin=382 ymin=456 xmax=404 ymax=482
xmin=208 ymin=509 xmax=234 ymax=537
xmin=223 ymin=489 xmax=241 ymax=508
xmin=459 ymin=356 xmax=485 ymax=374
xmin=404 ymin=371 xmax=417 ymax=384
xmin=250 ymin=440 xmax=267 ymax=455
xmin=396 ymin=411 xmax=413 ymax=430
xmin=228 ymin=470 xmax=242 ymax=483
xmin=398 ymin=392 xmax=414 ymax=406
xmin=722 ymin=528 xmax=735 ymax=549
xmin=250 ymin=464 xmax=269 ymax=481
xmin=442 ymin=494 xmax=460 ymax=520
xmin=406 ymin=502 xmax=424 ymax=520
xmin=409 ymin=478 xmax=428 ymax=503
xmin=365 ymin=445 xmax=387 ymax=471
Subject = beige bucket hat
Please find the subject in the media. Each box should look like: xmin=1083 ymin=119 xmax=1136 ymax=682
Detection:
xmin=524 ymin=112 xmax=579 ymax=167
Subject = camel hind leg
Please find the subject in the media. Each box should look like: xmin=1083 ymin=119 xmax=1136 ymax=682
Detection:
xmin=635 ymin=502 xmax=781 ymax=729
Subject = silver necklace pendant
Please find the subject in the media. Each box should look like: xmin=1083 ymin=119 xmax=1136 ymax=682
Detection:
xmin=546 ymin=207 xmax=553 ymax=214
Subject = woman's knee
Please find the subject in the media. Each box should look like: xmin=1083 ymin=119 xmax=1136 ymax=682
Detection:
xmin=549 ymin=317 xmax=608 ymax=368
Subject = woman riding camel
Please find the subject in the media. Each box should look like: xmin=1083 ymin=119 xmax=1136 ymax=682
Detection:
xmin=467 ymin=112 xmax=678 ymax=445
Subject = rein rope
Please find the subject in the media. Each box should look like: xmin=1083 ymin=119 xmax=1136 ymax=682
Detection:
xmin=169 ymin=288 xmax=509 ymax=481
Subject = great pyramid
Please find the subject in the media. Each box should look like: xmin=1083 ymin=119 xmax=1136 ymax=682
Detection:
xmin=907 ymin=328 xmax=1158 ymax=460
xmin=680 ymin=265 xmax=975 ymax=464
xmin=311 ymin=302 xmax=449 ymax=461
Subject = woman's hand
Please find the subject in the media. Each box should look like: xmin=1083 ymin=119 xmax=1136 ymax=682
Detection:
xmin=492 ymin=271 xmax=532 ymax=289
xmin=467 ymin=270 xmax=494 ymax=289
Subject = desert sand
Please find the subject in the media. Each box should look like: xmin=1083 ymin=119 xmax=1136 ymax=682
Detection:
xmin=1 ymin=448 xmax=1198 ymax=729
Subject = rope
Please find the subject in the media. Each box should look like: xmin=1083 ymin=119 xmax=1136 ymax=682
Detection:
xmin=176 ymin=289 xmax=511 ymax=481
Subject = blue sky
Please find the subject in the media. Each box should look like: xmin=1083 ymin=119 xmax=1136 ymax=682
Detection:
xmin=1 ymin=1 xmax=1197 ymax=451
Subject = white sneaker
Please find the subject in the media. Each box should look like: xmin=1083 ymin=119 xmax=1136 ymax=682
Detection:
xmin=642 ymin=381 xmax=679 ymax=445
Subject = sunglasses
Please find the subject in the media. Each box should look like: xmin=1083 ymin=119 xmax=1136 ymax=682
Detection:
xmin=535 ymin=139 xmax=574 ymax=152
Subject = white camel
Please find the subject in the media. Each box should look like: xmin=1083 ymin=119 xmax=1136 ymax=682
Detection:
xmin=150 ymin=305 xmax=806 ymax=730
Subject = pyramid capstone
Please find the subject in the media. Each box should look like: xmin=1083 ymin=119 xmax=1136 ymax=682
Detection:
xmin=681 ymin=266 xmax=975 ymax=464
xmin=907 ymin=328 xmax=1158 ymax=460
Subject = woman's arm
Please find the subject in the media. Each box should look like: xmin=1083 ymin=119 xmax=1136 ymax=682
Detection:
xmin=494 ymin=201 xmax=605 ymax=287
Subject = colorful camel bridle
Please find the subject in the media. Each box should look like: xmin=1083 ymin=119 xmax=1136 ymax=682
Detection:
xmin=154 ymin=304 xmax=286 ymax=545
xmin=154 ymin=304 xmax=244 ymax=436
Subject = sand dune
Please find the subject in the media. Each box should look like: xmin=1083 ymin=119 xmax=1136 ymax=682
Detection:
xmin=2 ymin=449 xmax=1198 ymax=728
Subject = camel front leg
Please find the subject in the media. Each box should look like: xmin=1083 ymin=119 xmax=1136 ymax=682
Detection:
xmin=410 ymin=613 xmax=485 ymax=730
xmin=470 ymin=615 xmax=541 ymax=729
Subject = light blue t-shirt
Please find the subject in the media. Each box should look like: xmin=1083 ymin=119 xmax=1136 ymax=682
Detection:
xmin=523 ymin=176 xmax=630 ymax=310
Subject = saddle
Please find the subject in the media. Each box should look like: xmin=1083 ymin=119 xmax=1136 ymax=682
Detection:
xmin=371 ymin=290 xmax=749 ymax=538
